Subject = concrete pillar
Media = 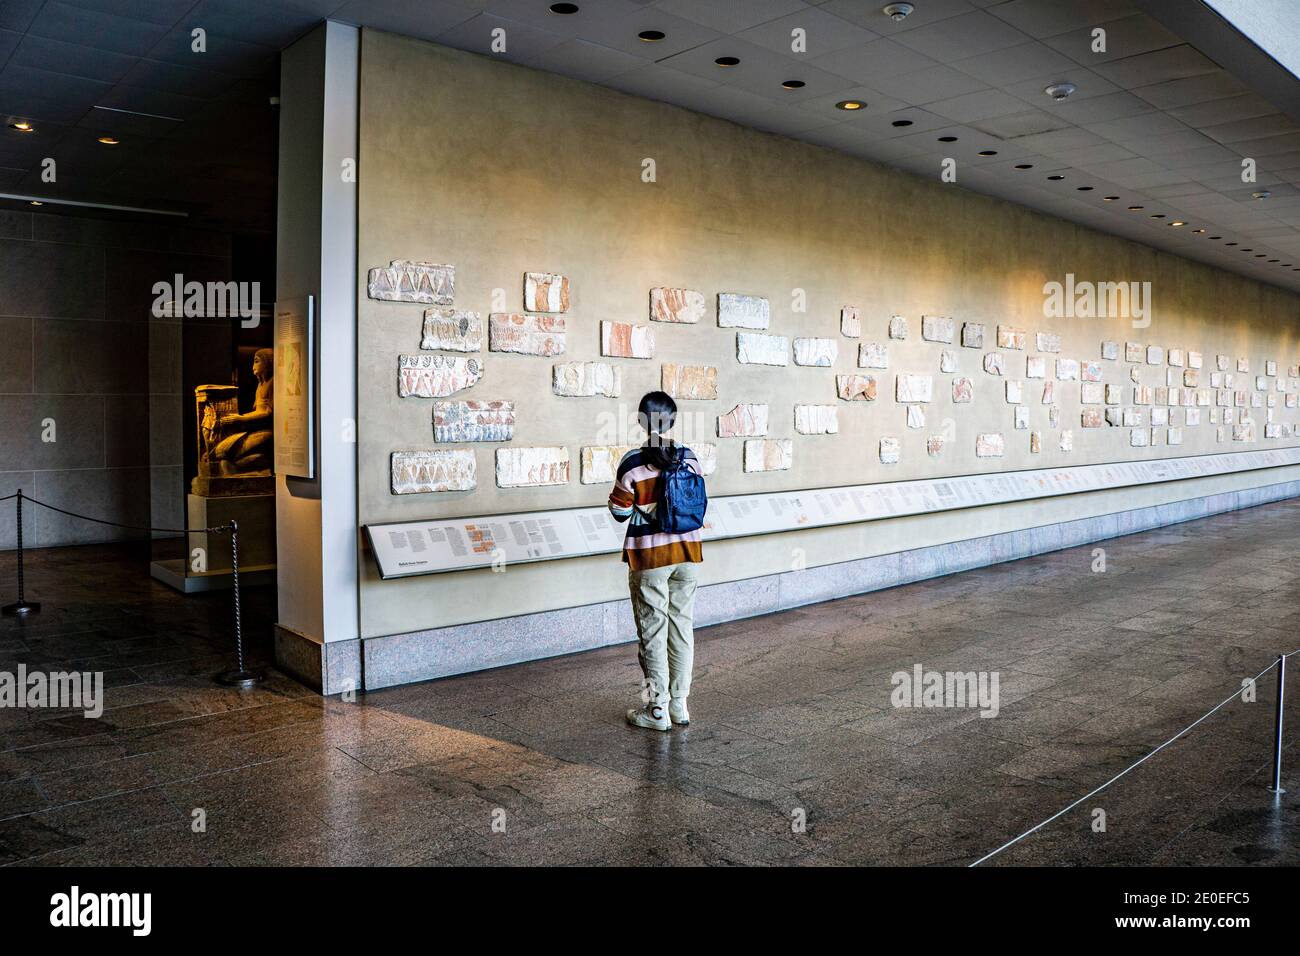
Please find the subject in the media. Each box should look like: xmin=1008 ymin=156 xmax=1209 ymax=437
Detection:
xmin=272 ymin=21 xmax=360 ymax=694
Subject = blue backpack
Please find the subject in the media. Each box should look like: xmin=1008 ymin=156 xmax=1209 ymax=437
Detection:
xmin=656 ymin=446 xmax=708 ymax=533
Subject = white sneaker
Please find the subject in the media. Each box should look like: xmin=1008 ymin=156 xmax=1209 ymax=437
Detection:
xmin=669 ymin=698 xmax=690 ymax=726
xmin=626 ymin=702 xmax=671 ymax=731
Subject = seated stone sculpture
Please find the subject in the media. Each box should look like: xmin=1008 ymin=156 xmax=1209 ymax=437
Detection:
xmin=192 ymin=348 xmax=274 ymax=496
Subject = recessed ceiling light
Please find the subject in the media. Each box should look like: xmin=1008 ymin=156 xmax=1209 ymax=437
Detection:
xmin=1044 ymin=82 xmax=1077 ymax=100
xmin=1149 ymin=213 xmax=1165 ymax=219
xmin=1209 ymin=236 xmax=1221 ymax=240
xmin=9 ymin=121 xmax=34 ymax=133
xmin=1268 ymin=258 xmax=1279 ymax=263
xmin=715 ymin=56 xmax=740 ymax=67
xmin=1170 ymin=220 xmax=1185 ymax=227
xmin=97 ymin=135 xmax=119 ymax=145
xmin=28 ymin=200 xmax=42 ymax=206
xmin=1241 ymin=247 xmax=1252 ymax=251
xmin=1014 ymin=164 xmax=1033 ymax=170
xmin=882 ymin=2 xmax=915 ymax=21
xmin=891 ymin=119 xmax=913 ymax=127
xmin=937 ymin=135 xmax=958 ymax=142
xmin=637 ymin=30 xmax=665 ymax=42
xmin=1226 ymin=241 xmax=1237 ymax=246
xmin=549 ymin=2 xmax=579 ymax=13
xmin=977 ymin=149 xmax=997 ymax=156
xmin=1076 ymin=185 xmax=1093 ymax=191
xmin=781 ymin=79 xmax=805 ymax=89
xmin=1103 ymin=195 xmax=1118 ymax=201
xmin=1127 ymin=205 xmax=1143 ymax=211
xmin=836 ymin=99 xmax=865 ymax=110
xmin=1251 ymin=190 xmax=1271 ymax=200
xmin=1255 ymin=253 xmax=1266 ymax=257
xmin=1192 ymin=228 xmax=1204 ymax=233
xmin=1047 ymin=174 xmax=1064 ymax=180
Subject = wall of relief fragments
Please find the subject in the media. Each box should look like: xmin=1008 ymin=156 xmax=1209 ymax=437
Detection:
xmin=355 ymin=31 xmax=1300 ymax=640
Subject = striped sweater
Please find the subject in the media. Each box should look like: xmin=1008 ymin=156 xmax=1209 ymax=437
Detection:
xmin=607 ymin=445 xmax=704 ymax=570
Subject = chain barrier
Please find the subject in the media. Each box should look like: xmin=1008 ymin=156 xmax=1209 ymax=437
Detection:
xmin=2 ymin=489 xmax=263 ymax=687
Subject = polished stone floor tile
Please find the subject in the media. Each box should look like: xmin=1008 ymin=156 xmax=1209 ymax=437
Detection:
xmin=2 ymin=501 xmax=1299 ymax=866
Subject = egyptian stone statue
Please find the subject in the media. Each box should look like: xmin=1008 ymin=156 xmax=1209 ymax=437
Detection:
xmin=192 ymin=348 xmax=274 ymax=496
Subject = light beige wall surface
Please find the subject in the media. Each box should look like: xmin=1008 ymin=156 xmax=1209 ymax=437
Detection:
xmin=357 ymin=30 xmax=1300 ymax=638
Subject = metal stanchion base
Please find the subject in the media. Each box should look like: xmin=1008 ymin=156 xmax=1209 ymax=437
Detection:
xmin=1267 ymin=786 xmax=1286 ymax=795
xmin=2 ymin=601 xmax=40 ymax=617
xmin=216 ymin=669 xmax=265 ymax=689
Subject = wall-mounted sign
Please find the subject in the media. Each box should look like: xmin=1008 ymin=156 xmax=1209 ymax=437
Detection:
xmin=364 ymin=447 xmax=1300 ymax=579
xmin=273 ymin=295 xmax=315 ymax=479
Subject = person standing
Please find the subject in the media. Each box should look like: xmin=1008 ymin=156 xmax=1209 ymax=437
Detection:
xmin=608 ymin=392 xmax=706 ymax=731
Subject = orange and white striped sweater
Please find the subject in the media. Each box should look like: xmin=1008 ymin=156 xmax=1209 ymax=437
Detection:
xmin=607 ymin=445 xmax=704 ymax=571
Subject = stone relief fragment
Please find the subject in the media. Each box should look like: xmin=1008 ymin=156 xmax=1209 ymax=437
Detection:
xmin=496 ymin=446 xmax=570 ymax=487
xmin=922 ymin=315 xmax=954 ymax=343
xmin=489 ymin=312 xmax=566 ymax=356
xmin=398 ymin=354 xmax=482 ymax=398
xmin=1126 ymin=342 xmax=1144 ymax=362
xmin=694 ymin=443 xmax=718 ymax=476
xmin=940 ymin=349 xmax=957 ymax=373
xmin=1059 ymin=430 xmax=1074 ymax=452
xmin=743 ymin=438 xmax=793 ymax=472
xmin=661 ymin=363 xmax=718 ymax=400
xmin=895 ymin=374 xmax=933 ymax=403
xmin=552 ymin=361 xmax=621 ymax=397
xmin=975 ymin=433 xmax=1005 ymax=457
xmin=1188 ymin=351 xmax=1203 ymax=369
xmin=879 ymin=437 xmax=900 ymax=464
xmin=1030 ymin=431 xmax=1041 ymax=454
xmin=1041 ymin=381 xmax=1055 ymax=404
xmin=433 ymin=401 xmax=514 ymax=442
xmin=793 ymin=337 xmax=838 ymax=367
xmin=580 ymin=445 xmax=638 ymax=484
xmin=907 ymin=405 xmax=925 ymax=429
xmin=1147 ymin=345 xmax=1164 ymax=365
xmin=1130 ymin=428 xmax=1149 ymax=447
xmin=1081 ymin=408 xmax=1104 ymax=428
xmin=737 ymin=332 xmax=789 ymax=366
xmin=421 ymin=309 xmax=482 ymax=351
xmin=841 ymin=306 xmax=861 ymax=338
xmin=1036 ymin=331 xmax=1060 ymax=353
xmin=1101 ymin=341 xmax=1119 ymax=361
xmin=1005 ymin=380 xmax=1023 ymax=404
xmin=888 ymin=314 xmax=908 ymax=339
xmin=524 ymin=272 xmax=570 ymax=312
xmin=795 ymin=404 xmax=839 ymax=435
xmin=390 ymin=449 xmax=476 ymax=494
xmin=983 ymin=353 xmax=1004 ymax=375
xmin=1014 ymin=406 xmax=1029 ymax=430
xmin=717 ymin=293 xmax=770 ymax=329
xmin=1080 ymin=382 xmax=1103 ymax=405
xmin=368 ymin=260 xmax=454 ymax=305
xmin=837 ymin=374 xmax=878 ymax=401
xmin=997 ymin=326 xmax=1026 ymax=350
xmin=649 ymin=287 xmax=705 ymax=324
xmin=1081 ymin=361 xmax=1103 ymax=382
xmin=859 ymin=342 xmax=888 ymax=369
xmin=600 ymin=320 xmax=655 ymax=359
xmin=1168 ymin=348 xmax=1184 ymax=367
xmin=1026 ymin=356 xmax=1046 ymax=379
xmin=717 ymin=403 xmax=768 ymax=437
xmin=961 ymin=323 xmax=984 ymax=349
xmin=1056 ymin=358 xmax=1079 ymax=381
xmin=926 ymin=435 xmax=945 ymax=457
xmin=952 ymin=377 xmax=974 ymax=403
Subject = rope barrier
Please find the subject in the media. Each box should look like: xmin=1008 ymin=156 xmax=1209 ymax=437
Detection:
xmin=2 ymin=489 xmax=263 ymax=688
xmin=969 ymin=657 xmax=1285 ymax=866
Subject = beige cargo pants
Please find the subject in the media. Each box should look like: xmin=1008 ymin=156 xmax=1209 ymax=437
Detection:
xmin=627 ymin=562 xmax=699 ymax=705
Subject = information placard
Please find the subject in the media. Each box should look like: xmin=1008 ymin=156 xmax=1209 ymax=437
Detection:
xmin=273 ymin=295 xmax=315 ymax=479
xmin=364 ymin=447 xmax=1300 ymax=579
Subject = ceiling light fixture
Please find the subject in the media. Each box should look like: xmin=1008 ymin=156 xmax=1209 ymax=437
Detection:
xmin=891 ymin=119 xmax=913 ymax=127
xmin=1076 ymin=185 xmax=1093 ymax=191
xmin=1251 ymin=190 xmax=1271 ymax=200
xmin=1127 ymin=205 xmax=1143 ymax=211
xmin=1192 ymin=228 xmax=1204 ymax=233
xmin=1103 ymin=195 xmax=1118 ymax=201
xmin=9 ymin=121 xmax=34 ymax=133
xmin=977 ymin=149 xmax=997 ymax=156
xmin=1047 ymin=174 xmax=1064 ymax=180
xmin=836 ymin=99 xmax=865 ymax=110
xmin=549 ymin=2 xmax=579 ymax=13
xmin=781 ymin=80 xmax=806 ymax=89
xmin=1226 ymin=241 xmax=1237 ymax=246
xmin=1044 ymin=82 xmax=1077 ymax=100
xmin=1149 ymin=213 xmax=1165 ymax=219
xmin=1014 ymin=164 xmax=1033 ymax=170
xmin=637 ymin=30 xmax=665 ymax=42
xmin=97 ymin=135 xmax=119 ymax=145
xmin=1170 ymin=220 xmax=1185 ymax=226
xmin=882 ymin=3 xmax=914 ymax=21
xmin=715 ymin=56 xmax=740 ymax=67
xmin=937 ymin=135 xmax=958 ymax=142
xmin=28 ymin=200 xmax=42 ymax=206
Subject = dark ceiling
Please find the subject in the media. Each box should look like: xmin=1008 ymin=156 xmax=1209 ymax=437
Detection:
xmin=1 ymin=0 xmax=1298 ymax=295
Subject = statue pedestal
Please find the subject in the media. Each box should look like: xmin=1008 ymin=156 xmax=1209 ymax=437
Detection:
xmin=190 ymin=474 xmax=274 ymax=497
xmin=151 ymin=493 xmax=277 ymax=593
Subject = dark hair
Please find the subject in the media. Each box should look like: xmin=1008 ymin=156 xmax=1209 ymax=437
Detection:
xmin=638 ymin=391 xmax=678 ymax=470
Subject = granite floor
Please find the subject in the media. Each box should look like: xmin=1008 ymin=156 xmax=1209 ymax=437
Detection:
xmin=1 ymin=501 xmax=1298 ymax=867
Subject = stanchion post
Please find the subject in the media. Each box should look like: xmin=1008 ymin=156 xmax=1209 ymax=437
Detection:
xmin=1268 ymin=653 xmax=1286 ymax=794
xmin=216 ymin=519 xmax=264 ymax=688
xmin=2 ymin=489 xmax=41 ymax=617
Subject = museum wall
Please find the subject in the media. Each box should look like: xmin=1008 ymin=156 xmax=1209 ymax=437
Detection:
xmin=356 ymin=31 xmax=1300 ymax=640
xmin=0 ymin=209 xmax=232 ymax=549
